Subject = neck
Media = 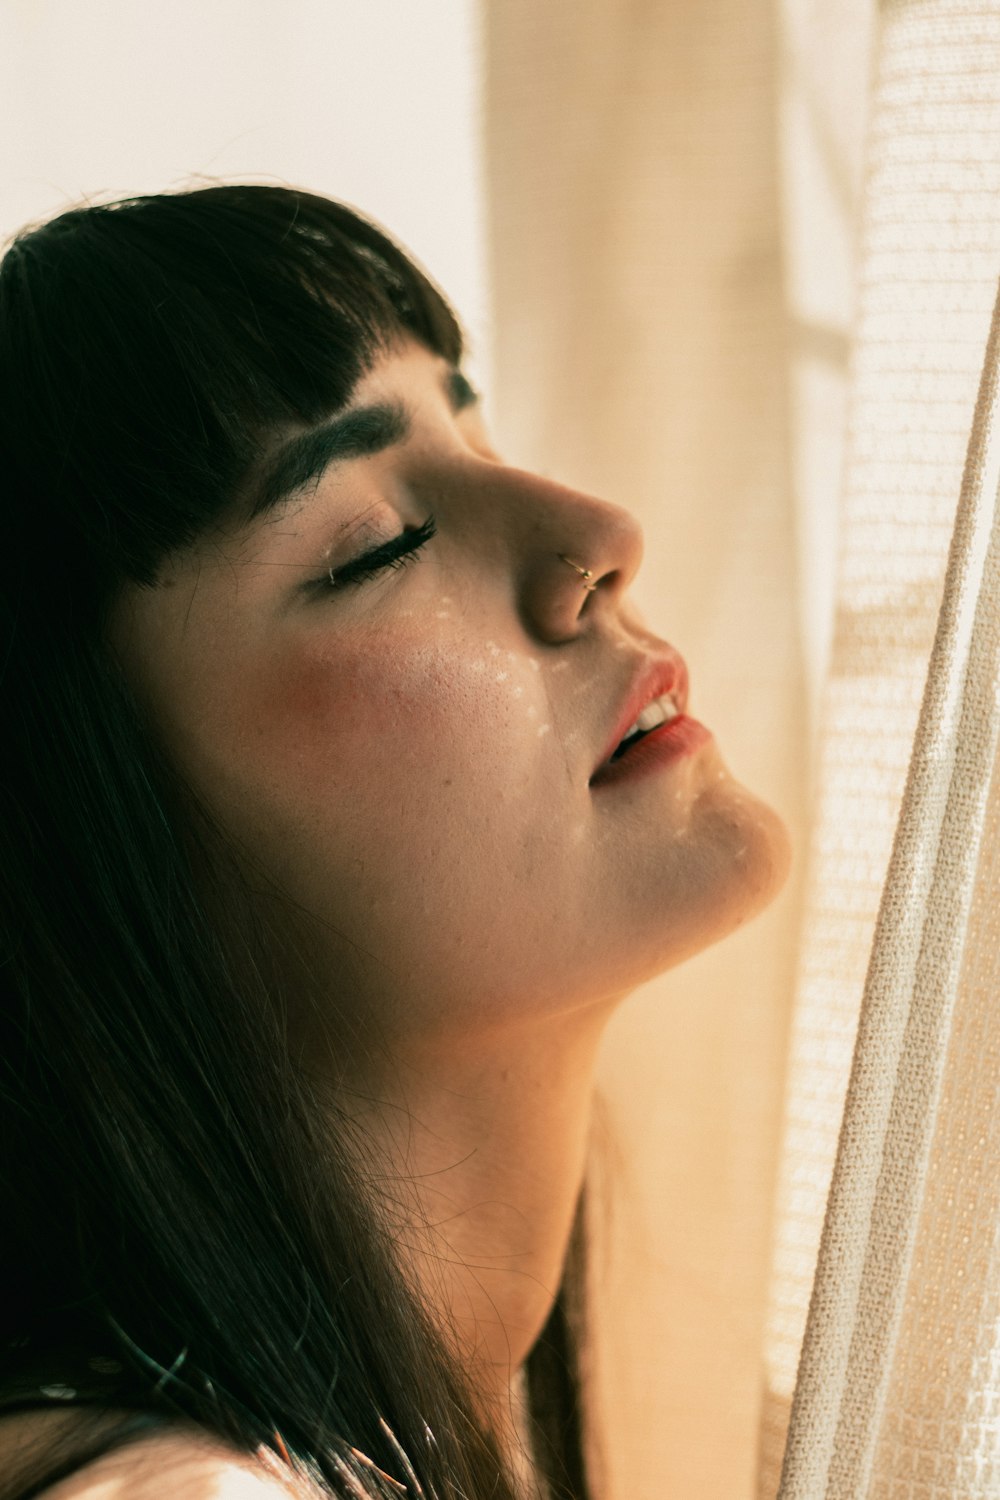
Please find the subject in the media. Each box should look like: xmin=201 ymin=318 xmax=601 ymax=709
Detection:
xmin=339 ymin=1005 xmax=611 ymax=1431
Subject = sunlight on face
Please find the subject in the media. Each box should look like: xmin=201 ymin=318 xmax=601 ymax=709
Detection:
xmin=110 ymin=337 xmax=792 ymax=1054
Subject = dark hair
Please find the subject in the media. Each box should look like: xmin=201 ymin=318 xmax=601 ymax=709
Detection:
xmin=0 ymin=185 xmax=594 ymax=1498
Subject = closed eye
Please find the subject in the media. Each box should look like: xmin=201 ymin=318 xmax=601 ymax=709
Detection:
xmin=313 ymin=514 xmax=438 ymax=593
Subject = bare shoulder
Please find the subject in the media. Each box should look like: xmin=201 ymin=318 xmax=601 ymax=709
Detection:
xmin=0 ymin=1407 xmax=303 ymax=1499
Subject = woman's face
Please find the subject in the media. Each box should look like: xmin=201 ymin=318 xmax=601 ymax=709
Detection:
xmin=111 ymin=334 xmax=791 ymax=1050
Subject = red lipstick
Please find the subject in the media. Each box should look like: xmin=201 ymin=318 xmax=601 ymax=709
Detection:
xmin=590 ymin=649 xmax=712 ymax=788
xmin=589 ymin=713 xmax=712 ymax=788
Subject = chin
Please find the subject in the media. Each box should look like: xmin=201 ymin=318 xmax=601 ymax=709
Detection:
xmin=596 ymin=795 xmax=794 ymax=999
xmin=714 ymin=783 xmax=794 ymax=933
xmin=667 ymin=779 xmax=794 ymax=970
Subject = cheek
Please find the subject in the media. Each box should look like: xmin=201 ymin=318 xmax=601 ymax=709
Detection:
xmin=259 ymin=651 xmax=382 ymax=772
xmin=173 ymin=622 xmax=560 ymax=946
xmin=225 ymin=633 xmax=506 ymax=802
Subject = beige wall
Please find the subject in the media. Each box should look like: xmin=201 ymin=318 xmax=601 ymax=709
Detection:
xmin=0 ymin=0 xmax=492 ymax=387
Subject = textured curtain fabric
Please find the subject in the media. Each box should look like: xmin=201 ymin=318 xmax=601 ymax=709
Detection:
xmin=765 ymin=5 xmax=1000 ymax=1496
xmin=483 ymin=3 xmax=1000 ymax=1499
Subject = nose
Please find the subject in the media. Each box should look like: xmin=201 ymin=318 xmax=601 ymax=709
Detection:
xmin=512 ymin=472 xmax=645 ymax=643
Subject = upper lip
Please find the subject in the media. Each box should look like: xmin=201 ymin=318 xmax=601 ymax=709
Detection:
xmin=591 ymin=649 xmax=690 ymax=780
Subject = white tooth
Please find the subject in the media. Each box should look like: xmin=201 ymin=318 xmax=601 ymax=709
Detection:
xmin=616 ymin=694 xmax=680 ymax=750
xmin=636 ymin=693 xmax=679 ymax=732
xmin=636 ymin=702 xmax=666 ymax=732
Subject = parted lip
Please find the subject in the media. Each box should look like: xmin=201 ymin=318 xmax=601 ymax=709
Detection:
xmin=590 ymin=650 xmax=690 ymax=781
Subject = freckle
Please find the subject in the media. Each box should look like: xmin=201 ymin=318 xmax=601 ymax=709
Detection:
xmin=537 ymin=724 xmax=551 ymax=737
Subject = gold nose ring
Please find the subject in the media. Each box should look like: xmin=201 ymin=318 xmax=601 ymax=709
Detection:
xmin=558 ymin=554 xmax=599 ymax=591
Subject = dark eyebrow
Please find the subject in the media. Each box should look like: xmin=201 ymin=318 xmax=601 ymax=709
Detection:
xmin=246 ymin=364 xmax=480 ymax=524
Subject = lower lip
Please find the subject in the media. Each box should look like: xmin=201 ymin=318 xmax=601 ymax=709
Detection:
xmin=589 ymin=714 xmax=713 ymax=789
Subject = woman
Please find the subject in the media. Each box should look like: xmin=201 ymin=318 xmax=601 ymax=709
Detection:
xmin=0 ymin=184 xmax=792 ymax=1498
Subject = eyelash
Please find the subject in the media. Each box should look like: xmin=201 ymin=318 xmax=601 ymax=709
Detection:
xmin=321 ymin=514 xmax=438 ymax=591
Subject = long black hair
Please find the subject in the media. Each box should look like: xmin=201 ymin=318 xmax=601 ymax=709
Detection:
xmin=0 ymin=185 xmax=594 ymax=1498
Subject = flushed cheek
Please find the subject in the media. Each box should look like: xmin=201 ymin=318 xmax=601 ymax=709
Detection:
xmin=227 ymin=636 xmax=520 ymax=801
xmin=183 ymin=629 xmax=571 ymax=955
xmin=251 ymin=651 xmax=394 ymax=781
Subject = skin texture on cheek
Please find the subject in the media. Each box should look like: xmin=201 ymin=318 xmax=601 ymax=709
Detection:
xmin=246 ymin=629 xmax=519 ymax=795
xmin=178 ymin=612 xmax=592 ymax=1037
xmin=117 ymin=562 xmax=790 ymax=1050
xmin=114 ymin=549 xmax=591 ymax=1042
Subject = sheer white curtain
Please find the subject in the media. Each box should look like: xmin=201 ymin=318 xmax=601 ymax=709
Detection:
xmin=484 ymin=3 xmax=1000 ymax=1499
xmin=765 ymin=4 xmax=1000 ymax=1496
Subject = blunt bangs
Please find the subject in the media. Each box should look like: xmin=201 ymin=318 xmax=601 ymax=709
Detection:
xmin=0 ymin=184 xmax=465 ymax=594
